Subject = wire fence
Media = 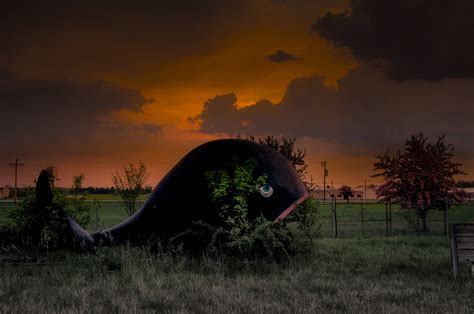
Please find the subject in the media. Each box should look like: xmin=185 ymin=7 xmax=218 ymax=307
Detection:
xmin=318 ymin=200 xmax=474 ymax=238
xmin=0 ymin=199 xmax=146 ymax=232
xmin=1 ymin=199 xmax=473 ymax=237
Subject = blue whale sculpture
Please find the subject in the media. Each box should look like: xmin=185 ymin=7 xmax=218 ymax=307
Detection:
xmin=68 ymin=139 xmax=308 ymax=247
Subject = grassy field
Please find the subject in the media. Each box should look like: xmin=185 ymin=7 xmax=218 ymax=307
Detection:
xmin=1 ymin=198 xmax=473 ymax=236
xmin=0 ymin=198 xmax=146 ymax=231
xmin=1 ymin=237 xmax=473 ymax=312
xmin=1 ymin=198 xmax=473 ymax=311
xmin=85 ymin=200 xmax=144 ymax=231
xmin=318 ymin=201 xmax=474 ymax=238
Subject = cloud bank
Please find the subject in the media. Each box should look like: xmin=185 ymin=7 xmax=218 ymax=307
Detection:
xmin=196 ymin=66 xmax=474 ymax=154
xmin=0 ymin=1 xmax=251 ymax=85
xmin=0 ymin=76 xmax=159 ymax=156
xmin=313 ymin=0 xmax=474 ymax=80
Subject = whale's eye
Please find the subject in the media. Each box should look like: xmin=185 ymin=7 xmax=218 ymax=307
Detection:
xmin=259 ymin=184 xmax=273 ymax=197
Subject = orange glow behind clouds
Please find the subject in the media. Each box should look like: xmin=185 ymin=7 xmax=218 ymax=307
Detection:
xmin=2 ymin=0 xmax=471 ymax=188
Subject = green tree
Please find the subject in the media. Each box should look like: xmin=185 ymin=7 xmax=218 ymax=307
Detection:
xmin=339 ymin=185 xmax=354 ymax=202
xmin=456 ymin=180 xmax=474 ymax=188
xmin=70 ymin=173 xmax=98 ymax=229
xmin=112 ymin=161 xmax=150 ymax=216
xmin=71 ymin=173 xmax=85 ymax=195
xmin=373 ymin=132 xmax=466 ymax=232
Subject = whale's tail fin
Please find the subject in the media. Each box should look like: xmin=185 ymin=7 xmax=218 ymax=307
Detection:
xmin=67 ymin=217 xmax=116 ymax=248
xmin=66 ymin=216 xmax=95 ymax=249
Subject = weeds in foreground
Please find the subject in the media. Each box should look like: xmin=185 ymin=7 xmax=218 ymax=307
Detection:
xmin=1 ymin=237 xmax=473 ymax=313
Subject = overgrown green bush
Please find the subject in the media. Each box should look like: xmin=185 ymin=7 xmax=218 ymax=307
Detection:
xmin=8 ymin=187 xmax=94 ymax=249
xmin=170 ymin=156 xmax=318 ymax=261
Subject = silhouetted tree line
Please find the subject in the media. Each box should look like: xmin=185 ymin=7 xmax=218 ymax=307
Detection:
xmin=79 ymin=186 xmax=153 ymax=195
xmin=14 ymin=186 xmax=152 ymax=197
xmin=456 ymin=180 xmax=474 ymax=188
xmin=80 ymin=187 xmax=117 ymax=194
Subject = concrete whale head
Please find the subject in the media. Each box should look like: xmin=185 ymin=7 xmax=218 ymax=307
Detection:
xmin=69 ymin=139 xmax=308 ymax=247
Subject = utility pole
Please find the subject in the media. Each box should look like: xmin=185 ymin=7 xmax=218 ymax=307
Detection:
xmin=8 ymin=158 xmax=24 ymax=205
xmin=54 ymin=166 xmax=61 ymax=188
xmin=321 ymin=161 xmax=328 ymax=202
xmin=364 ymin=179 xmax=367 ymax=200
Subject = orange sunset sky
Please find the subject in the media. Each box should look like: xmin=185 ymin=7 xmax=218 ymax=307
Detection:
xmin=1 ymin=0 xmax=473 ymax=188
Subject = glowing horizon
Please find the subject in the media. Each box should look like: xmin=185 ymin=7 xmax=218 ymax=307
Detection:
xmin=1 ymin=1 xmax=473 ymax=189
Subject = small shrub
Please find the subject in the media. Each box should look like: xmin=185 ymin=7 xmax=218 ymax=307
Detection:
xmin=112 ymin=161 xmax=150 ymax=216
xmin=286 ymin=197 xmax=320 ymax=243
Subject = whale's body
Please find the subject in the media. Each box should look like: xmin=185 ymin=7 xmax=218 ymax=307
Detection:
xmin=69 ymin=139 xmax=308 ymax=247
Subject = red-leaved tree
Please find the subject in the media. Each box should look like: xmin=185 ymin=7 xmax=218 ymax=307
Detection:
xmin=373 ymin=132 xmax=466 ymax=232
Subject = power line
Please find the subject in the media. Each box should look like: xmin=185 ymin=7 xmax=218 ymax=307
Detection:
xmin=8 ymin=158 xmax=24 ymax=204
xmin=21 ymin=159 xmax=173 ymax=166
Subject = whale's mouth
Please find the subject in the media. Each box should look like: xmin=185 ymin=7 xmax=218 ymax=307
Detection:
xmin=274 ymin=190 xmax=309 ymax=222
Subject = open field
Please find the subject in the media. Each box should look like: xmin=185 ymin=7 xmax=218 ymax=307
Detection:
xmin=2 ymin=199 xmax=473 ymax=236
xmin=1 ymin=236 xmax=473 ymax=312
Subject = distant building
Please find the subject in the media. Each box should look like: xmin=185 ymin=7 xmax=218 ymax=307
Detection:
xmin=463 ymin=188 xmax=474 ymax=200
xmin=311 ymin=186 xmax=474 ymax=202
xmin=0 ymin=185 xmax=11 ymax=199
xmin=311 ymin=186 xmax=378 ymax=201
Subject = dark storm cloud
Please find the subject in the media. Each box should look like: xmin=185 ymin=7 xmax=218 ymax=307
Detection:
xmin=0 ymin=69 xmax=13 ymax=80
xmin=0 ymin=77 xmax=159 ymax=152
xmin=0 ymin=1 xmax=251 ymax=84
xmin=266 ymin=50 xmax=298 ymax=63
xmin=271 ymin=0 xmax=342 ymax=8
xmin=313 ymin=0 xmax=474 ymax=80
xmin=195 ymin=66 xmax=474 ymax=154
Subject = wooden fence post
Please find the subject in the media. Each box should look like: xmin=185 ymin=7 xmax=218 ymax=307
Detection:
xmin=332 ymin=198 xmax=337 ymax=238
xmin=444 ymin=198 xmax=449 ymax=236
xmin=330 ymin=199 xmax=334 ymax=238
xmin=360 ymin=201 xmax=364 ymax=237
xmin=389 ymin=201 xmax=392 ymax=237
xmin=449 ymin=224 xmax=459 ymax=280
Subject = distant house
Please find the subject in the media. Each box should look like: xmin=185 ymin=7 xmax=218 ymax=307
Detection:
xmin=0 ymin=185 xmax=11 ymax=199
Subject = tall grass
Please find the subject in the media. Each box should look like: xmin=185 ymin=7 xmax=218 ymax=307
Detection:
xmin=1 ymin=236 xmax=473 ymax=312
